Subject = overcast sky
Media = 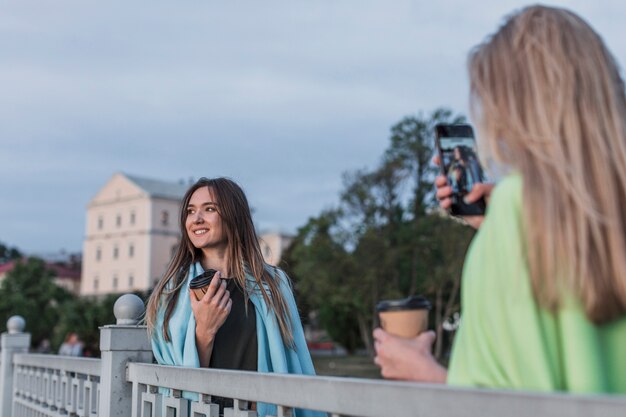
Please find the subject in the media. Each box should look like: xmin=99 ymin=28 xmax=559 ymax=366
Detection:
xmin=1 ymin=0 xmax=624 ymax=254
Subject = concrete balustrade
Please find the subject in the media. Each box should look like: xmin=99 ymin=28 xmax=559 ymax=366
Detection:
xmin=0 ymin=294 xmax=625 ymax=417
xmin=0 ymin=315 xmax=30 ymax=417
xmin=99 ymin=293 xmax=153 ymax=416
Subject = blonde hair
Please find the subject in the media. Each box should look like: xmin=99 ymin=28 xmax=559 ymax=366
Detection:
xmin=469 ymin=5 xmax=626 ymax=324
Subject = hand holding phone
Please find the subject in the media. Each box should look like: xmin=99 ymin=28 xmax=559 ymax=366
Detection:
xmin=433 ymin=171 xmax=494 ymax=229
xmin=435 ymin=124 xmax=488 ymax=217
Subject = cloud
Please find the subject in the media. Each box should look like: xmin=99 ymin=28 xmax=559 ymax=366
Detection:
xmin=0 ymin=0 xmax=624 ymax=252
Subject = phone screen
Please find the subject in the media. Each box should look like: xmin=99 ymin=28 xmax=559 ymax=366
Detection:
xmin=435 ymin=124 xmax=487 ymax=216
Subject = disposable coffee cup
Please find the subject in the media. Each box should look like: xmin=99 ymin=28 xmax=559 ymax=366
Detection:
xmin=189 ymin=269 xmax=218 ymax=300
xmin=376 ymin=296 xmax=431 ymax=338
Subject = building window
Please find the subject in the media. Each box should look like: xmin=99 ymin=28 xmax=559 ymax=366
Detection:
xmin=116 ymin=214 xmax=122 ymax=227
xmin=97 ymin=216 xmax=103 ymax=230
xmin=129 ymin=244 xmax=134 ymax=258
xmin=161 ymin=211 xmax=169 ymax=226
xmin=96 ymin=247 xmax=102 ymax=261
xmin=130 ymin=211 xmax=136 ymax=225
xmin=113 ymin=245 xmax=119 ymax=259
xmin=113 ymin=275 xmax=118 ymax=290
xmin=128 ymin=275 xmax=134 ymax=287
xmin=94 ymin=277 xmax=99 ymax=291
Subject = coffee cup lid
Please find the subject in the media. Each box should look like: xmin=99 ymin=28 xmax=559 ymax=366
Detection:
xmin=376 ymin=295 xmax=431 ymax=312
xmin=189 ymin=269 xmax=217 ymax=289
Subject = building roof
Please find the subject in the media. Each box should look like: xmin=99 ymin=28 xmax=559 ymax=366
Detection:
xmin=47 ymin=263 xmax=81 ymax=281
xmin=0 ymin=260 xmax=15 ymax=274
xmin=124 ymin=173 xmax=190 ymax=200
xmin=0 ymin=259 xmax=81 ymax=281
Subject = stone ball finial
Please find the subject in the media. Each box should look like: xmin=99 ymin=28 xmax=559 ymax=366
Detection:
xmin=7 ymin=315 xmax=25 ymax=334
xmin=114 ymin=294 xmax=145 ymax=325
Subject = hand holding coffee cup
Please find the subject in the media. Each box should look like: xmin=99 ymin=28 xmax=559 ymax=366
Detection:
xmin=373 ymin=296 xmax=446 ymax=382
xmin=188 ymin=269 xmax=232 ymax=342
xmin=376 ymin=296 xmax=431 ymax=338
xmin=189 ymin=269 xmax=220 ymax=301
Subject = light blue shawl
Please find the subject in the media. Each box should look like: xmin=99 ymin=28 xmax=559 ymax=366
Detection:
xmin=151 ymin=262 xmax=324 ymax=417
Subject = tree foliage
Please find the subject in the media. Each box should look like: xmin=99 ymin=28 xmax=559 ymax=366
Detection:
xmin=0 ymin=258 xmax=73 ymax=347
xmin=0 ymin=256 xmax=145 ymax=355
xmin=286 ymin=108 xmax=474 ymax=360
xmin=0 ymin=241 xmax=22 ymax=263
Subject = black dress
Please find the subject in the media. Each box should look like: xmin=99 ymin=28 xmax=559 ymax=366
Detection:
xmin=208 ymin=278 xmax=257 ymax=413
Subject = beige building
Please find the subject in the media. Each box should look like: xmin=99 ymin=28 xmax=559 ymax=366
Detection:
xmin=258 ymin=232 xmax=294 ymax=267
xmin=81 ymin=173 xmax=294 ymax=296
xmin=81 ymin=173 xmax=188 ymax=296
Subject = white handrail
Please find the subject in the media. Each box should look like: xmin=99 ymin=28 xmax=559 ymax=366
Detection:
xmin=127 ymin=362 xmax=626 ymax=417
xmin=14 ymin=353 xmax=102 ymax=376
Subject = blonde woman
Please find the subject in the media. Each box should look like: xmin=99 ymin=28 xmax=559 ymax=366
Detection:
xmin=146 ymin=177 xmax=323 ymax=416
xmin=374 ymin=5 xmax=626 ymax=393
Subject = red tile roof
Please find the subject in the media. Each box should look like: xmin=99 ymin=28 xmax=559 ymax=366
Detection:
xmin=0 ymin=258 xmax=81 ymax=281
xmin=0 ymin=260 xmax=16 ymax=274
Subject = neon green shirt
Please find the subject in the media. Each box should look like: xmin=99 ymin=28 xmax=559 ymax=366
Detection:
xmin=448 ymin=175 xmax=626 ymax=393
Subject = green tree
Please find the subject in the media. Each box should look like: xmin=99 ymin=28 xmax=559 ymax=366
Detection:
xmin=0 ymin=258 xmax=73 ymax=347
xmin=288 ymin=108 xmax=474 ymax=361
xmin=285 ymin=211 xmax=365 ymax=353
xmin=53 ymin=292 xmax=142 ymax=356
xmin=407 ymin=215 xmax=474 ymax=361
xmin=0 ymin=242 xmax=22 ymax=263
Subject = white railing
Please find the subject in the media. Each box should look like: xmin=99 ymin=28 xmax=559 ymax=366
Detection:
xmin=12 ymin=354 xmax=100 ymax=417
xmin=0 ymin=294 xmax=625 ymax=417
xmin=126 ymin=362 xmax=626 ymax=417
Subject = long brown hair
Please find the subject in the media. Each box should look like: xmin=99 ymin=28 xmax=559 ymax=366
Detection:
xmin=146 ymin=178 xmax=294 ymax=346
xmin=469 ymin=5 xmax=626 ymax=324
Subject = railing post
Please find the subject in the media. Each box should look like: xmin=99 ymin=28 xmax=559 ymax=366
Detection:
xmin=98 ymin=294 xmax=152 ymax=417
xmin=0 ymin=316 xmax=31 ymax=417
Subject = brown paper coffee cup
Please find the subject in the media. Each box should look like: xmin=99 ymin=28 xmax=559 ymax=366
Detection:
xmin=376 ymin=296 xmax=431 ymax=338
xmin=189 ymin=269 xmax=217 ymax=301
xmin=191 ymin=286 xmax=209 ymax=301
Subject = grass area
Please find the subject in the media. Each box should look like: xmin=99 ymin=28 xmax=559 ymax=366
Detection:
xmin=312 ymin=354 xmax=381 ymax=379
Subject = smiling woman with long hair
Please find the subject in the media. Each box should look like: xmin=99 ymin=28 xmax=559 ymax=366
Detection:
xmin=374 ymin=5 xmax=626 ymax=393
xmin=146 ymin=177 xmax=322 ymax=416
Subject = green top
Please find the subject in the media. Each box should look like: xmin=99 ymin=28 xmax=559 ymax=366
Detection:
xmin=447 ymin=175 xmax=626 ymax=393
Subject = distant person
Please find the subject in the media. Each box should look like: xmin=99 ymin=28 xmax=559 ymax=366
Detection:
xmin=146 ymin=177 xmax=322 ymax=417
xmin=36 ymin=338 xmax=52 ymax=354
xmin=374 ymin=5 xmax=626 ymax=393
xmin=58 ymin=333 xmax=83 ymax=357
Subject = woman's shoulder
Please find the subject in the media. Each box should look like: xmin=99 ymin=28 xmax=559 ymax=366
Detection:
xmin=264 ymin=265 xmax=293 ymax=290
xmin=490 ymin=174 xmax=522 ymax=204
xmin=481 ymin=174 xmax=523 ymax=223
xmin=465 ymin=174 xmax=527 ymax=286
xmin=246 ymin=264 xmax=293 ymax=292
xmin=261 ymin=263 xmax=289 ymax=279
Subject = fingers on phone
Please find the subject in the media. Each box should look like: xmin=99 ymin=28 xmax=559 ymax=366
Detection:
xmin=434 ymin=175 xmax=448 ymax=187
xmin=435 ymin=185 xmax=453 ymax=200
xmin=440 ymin=198 xmax=452 ymax=209
xmin=464 ymin=183 xmax=493 ymax=203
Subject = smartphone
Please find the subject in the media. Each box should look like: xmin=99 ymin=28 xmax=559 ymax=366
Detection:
xmin=435 ymin=124 xmax=487 ymax=216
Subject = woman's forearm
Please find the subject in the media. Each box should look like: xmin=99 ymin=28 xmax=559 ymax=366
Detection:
xmin=196 ymin=331 xmax=216 ymax=367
